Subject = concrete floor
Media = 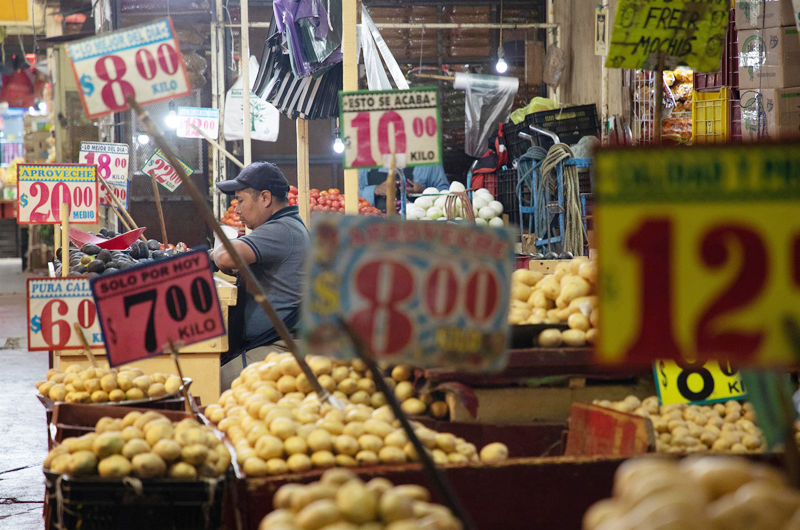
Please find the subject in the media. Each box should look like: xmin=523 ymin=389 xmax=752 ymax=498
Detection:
xmin=0 ymin=258 xmax=48 ymax=529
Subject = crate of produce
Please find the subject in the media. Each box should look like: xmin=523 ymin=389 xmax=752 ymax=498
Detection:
xmin=502 ymin=120 xmax=535 ymax=161
xmin=528 ymin=104 xmax=600 ymax=149
xmin=496 ymin=168 xmax=523 ymax=223
xmin=692 ymin=87 xmax=732 ymax=143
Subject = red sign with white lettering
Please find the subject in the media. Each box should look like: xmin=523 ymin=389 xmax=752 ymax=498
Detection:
xmin=90 ymin=249 xmax=224 ymax=366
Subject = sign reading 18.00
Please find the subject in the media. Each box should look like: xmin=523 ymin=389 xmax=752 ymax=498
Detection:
xmin=79 ymin=142 xmax=129 ymax=209
xmin=66 ymin=19 xmax=191 ymax=119
xmin=339 ymin=87 xmax=442 ymax=169
xmin=17 ymin=164 xmax=98 ymax=224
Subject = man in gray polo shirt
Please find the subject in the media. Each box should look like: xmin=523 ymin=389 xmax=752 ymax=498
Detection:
xmin=212 ymin=162 xmax=309 ymax=389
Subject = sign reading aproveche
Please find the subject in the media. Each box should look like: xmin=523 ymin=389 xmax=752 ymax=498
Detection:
xmin=303 ymin=215 xmax=515 ymax=371
xmin=141 ymin=148 xmax=194 ymax=192
xmin=176 ymin=107 xmax=220 ymax=139
xmin=605 ymin=0 xmax=729 ymax=72
xmin=79 ymin=142 xmax=129 ymax=209
xmin=17 ymin=164 xmax=98 ymax=225
xmin=90 ymin=249 xmax=224 ymax=366
xmin=339 ymin=87 xmax=442 ymax=170
xmin=66 ymin=19 xmax=191 ymax=119
xmin=655 ymin=359 xmax=746 ymax=406
xmin=27 ymin=278 xmax=104 ymax=351
xmin=594 ymin=144 xmax=800 ymax=366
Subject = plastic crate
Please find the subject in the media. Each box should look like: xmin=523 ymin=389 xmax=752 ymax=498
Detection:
xmin=730 ymin=93 xmax=742 ymax=141
xmin=497 ymin=168 xmax=526 ymax=224
xmin=503 ymin=120 xmax=534 ymax=161
xmin=528 ymin=105 xmax=600 ymax=149
xmin=692 ymin=87 xmax=731 ymax=143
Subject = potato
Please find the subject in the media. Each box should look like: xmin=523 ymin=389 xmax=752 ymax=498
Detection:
xmin=379 ymin=490 xmax=415 ymax=523
xmin=311 ymin=450 xmax=336 ymax=468
xmin=243 ymin=456 xmax=268 ymax=477
xmin=538 ymin=329 xmax=562 ymax=347
xmin=378 ymin=446 xmax=406 ymax=464
xmin=355 ymin=450 xmax=378 ymax=466
xmin=540 ymin=277 xmax=561 ymax=300
xmin=336 ymin=480 xmax=377 ymax=523
xmin=512 ymin=269 xmax=543 ymax=287
xmin=287 ymin=453 xmax=312 ymax=473
xmin=568 ymin=312 xmax=590 ymax=332
xmin=562 ymin=329 xmax=587 ymax=347
xmin=296 ymin=499 xmax=341 ymax=530
xmin=400 ymin=398 xmax=426 ymax=415
xmin=578 ymin=260 xmax=598 ymax=283
xmin=479 ymin=442 xmax=509 ymax=462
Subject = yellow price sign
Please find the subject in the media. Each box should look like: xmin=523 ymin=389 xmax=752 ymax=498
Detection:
xmin=654 ymin=359 xmax=746 ymax=405
xmin=594 ymin=144 xmax=800 ymax=366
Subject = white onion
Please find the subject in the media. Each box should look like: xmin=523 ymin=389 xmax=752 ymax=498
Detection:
xmin=419 ymin=216 xmax=432 ymax=221
xmin=406 ymin=208 xmax=420 ymax=221
xmin=474 ymin=218 xmax=488 ymax=227
xmin=410 ymin=207 xmax=427 ymax=220
xmin=414 ymin=196 xmax=433 ymax=210
xmin=475 ymin=188 xmax=491 ymax=196
xmin=454 ymin=216 xmax=463 ymax=220
xmin=488 ymin=201 xmax=504 ymax=215
xmin=449 ymin=181 xmax=466 ymax=193
xmin=433 ymin=196 xmax=447 ymax=209
xmin=427 ymin=206 xmax=444 ymax=220
xmin=489 ymin=217 xmax=505 ymax=228
xmin=478 ymin=206 xmax=497 ymax=220
xmin=436 ymin=216 xmax=447 ymax=221
xmin=423 ymin=187 xmax=439 ymax=195
xmin=472 ymin=196 xmax=488 ymax=210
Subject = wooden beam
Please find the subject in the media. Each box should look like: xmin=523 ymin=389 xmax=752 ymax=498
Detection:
xmin=342 ymin=0 xmax=359 ymax=214
xmin=296 ymin=119 xmax=311 ymax=225
xmin=241 ymin=0 xmax=252 ymax=166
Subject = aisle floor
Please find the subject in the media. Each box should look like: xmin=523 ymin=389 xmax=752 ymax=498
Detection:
xmin=0 ymin=258 xmax=48 ymax=529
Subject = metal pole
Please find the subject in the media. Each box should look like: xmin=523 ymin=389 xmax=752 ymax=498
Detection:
xmin=654 ymin=55 xmax=664 ymax=144
xmin=240 ymin=0 xmax=251 ymax=167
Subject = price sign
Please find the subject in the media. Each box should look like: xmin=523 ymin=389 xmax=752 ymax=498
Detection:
xmin=90 ymin=249 xmax=224 ymax=366
xmin=605 ymin=0 xmax=729 ymax=72
xmin=141 ymin=148 xmax=194 ymax=192
xmin=654 ymin=359 xmax=746 ymax=406
xmin=339 ymin=87 xmax=442 ymax=170
xmin=27 ymin=278 xmax=104 ymax=351
xmin=302 ymin=215 xmax=515 ymax=371
xmin=176 ymin=107 xmax=220 ymax=139
xmin=594 ymin=143 xmax=800 ymax=366
xmin=79 ymin=142 xmax=129 ymax=209
xmin=17 ymin=164 xmax=98 ymax=225
xmin=66 ymin=19 xmax=191 ymax=119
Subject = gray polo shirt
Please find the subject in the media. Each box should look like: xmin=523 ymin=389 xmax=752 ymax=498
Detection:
xmin=237 ymin=205 xmax=309 ymax=350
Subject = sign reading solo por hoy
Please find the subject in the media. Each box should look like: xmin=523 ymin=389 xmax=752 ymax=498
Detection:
xmin=66 ymin=19 xmax=191 ymax=119
xmin=176 ymin=107 xmax=220 ymax=139
xmin=339 ymin=87 xmax=443 ymax=170
xmin=142 ymin=148 xmax=194 ymax=192
xmin=79 ymin=142 xmax=129 ymax=209
xmin=303 ymin=215 xmax=515 ymax=372
xmin=17 ymin=164 xmax=98 ymax=225
xmin=90 ymin=249 xmax=224 ymax=366
xmin=27 ymin=278 xmax=104 ymax=351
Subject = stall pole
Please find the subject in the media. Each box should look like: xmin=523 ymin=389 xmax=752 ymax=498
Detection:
xmin=61 ymin=203 xmax=69 ymax=277
xmin=342 ymin=0 xmax=359 ymax=214
xmin=128 ymin=96 xmax=340 ymax=409
xmin=54 ymin=220 xmax=61 ymax=254
xmin=654 ymin=55 xmax=664 ymax=144
xmin=74 ymin=323 xmax=99 ymax=368
xmin=98 ymin=175 xmax=147 ymax=242
xmin=149 ymin=173 xmax=169 ymax=245
xmin=241 ymin=0 xmax=251 ymax=167
xmin=296 ymin=119 xmax=311 ymax=225
xmin=168 ymin=339 xmax=195 ymax=415
xmin=114 ymin=207 xmax=134 ymax=232
xmin=385 ymin=154 xmax=396 ymax=217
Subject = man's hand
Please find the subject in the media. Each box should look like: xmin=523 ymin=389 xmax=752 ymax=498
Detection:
xmin=407 ymin=181 xmax=424 ymax=194
xmin=374 ymin=181 xmax=387 ymax=196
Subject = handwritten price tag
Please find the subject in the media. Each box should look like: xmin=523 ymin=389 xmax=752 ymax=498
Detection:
xmin=27 ymin=278 xmax=104 ymax=351
xmin=339 ymin=87 xmax=442 ymax=169
xmin=90 ymin=249 xmax=224 ymax=366
xmin=303 ymin=215 xmax=514 ymax=371
xmin=655 ymin=359 xmax=746 ymax=406
xmin=176 ymin=107 xmax=220 ymax=139
xmin=17 ymin=164 xmax=98 ymax=225
xmin=79 ymin=142 xmax=129 ymax=209
xmin=594 ymin=143 xmax=800 ymax=366
xmin=142 ymin=148 xmax=194 ymax=192
xmin=66 ymin=19 xmax=191 ymax=119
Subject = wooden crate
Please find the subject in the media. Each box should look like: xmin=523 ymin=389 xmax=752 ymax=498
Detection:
xmin=50 ymin=403 xmax=192 ymax=443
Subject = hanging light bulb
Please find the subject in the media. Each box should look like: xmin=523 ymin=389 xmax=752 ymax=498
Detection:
xmin=332 ymin=127 xmax=345 ymax=154
xmin=495 ymin=48 xmax=508 ymax=74
xmin=165 ymin=100 xmax=178 ymax=129
xmin=137 ymin=133 xmax=150 ymax=145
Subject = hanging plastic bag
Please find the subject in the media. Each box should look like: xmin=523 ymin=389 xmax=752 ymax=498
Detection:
xmin=360 ymin=7 xmax=409 ymax=90
xmin=223 ymin=56 xmax=280 ymax=142
xmin=453 ymin=73 xmax=519 ymax=158
xmin=543 ymin=46 xmax=567 ymax=88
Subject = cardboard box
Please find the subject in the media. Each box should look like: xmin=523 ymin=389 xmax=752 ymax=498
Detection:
xmin=774 ymin=86 xmax=800 ymax=138
xmin=735 ymin=0 xmax=796 ymax=29
xmin=740 ymin=88 xmax=777 ymax=141
xmin=738 ymin=26 xmax=800 ymax=89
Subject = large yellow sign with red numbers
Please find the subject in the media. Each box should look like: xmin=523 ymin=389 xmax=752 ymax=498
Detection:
xmin=594 ymin=143 xmax=800 ymax=366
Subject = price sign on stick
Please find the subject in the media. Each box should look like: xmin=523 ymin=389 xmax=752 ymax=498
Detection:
xmin=79 ymin=142 xmax=129 ymax=209
xmin=17 ymin=164 xmax=98 ymax=225
xmin=90 ymin=249 xmax=224 ymax=366
xmin=65 ymin=19 xmax=191 ymax=119
xmin=594 ymin=143 xmax=800 ymax=366
xmin=176 ymin=107 xmax=220 ymax=139
xmin=654 ymin=359 xmax=746 ymax=406
xmin=302 ymin=215 xmax=515 ymax=371
xmin=142 ymin=148 xmax=194 ymax=192
xmin=27 ymin=278 xmax=104 ymax=351
xmin=339 ymin=87 xmax=442 ymax=170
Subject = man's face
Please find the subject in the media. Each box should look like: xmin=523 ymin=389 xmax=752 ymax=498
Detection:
xmin=234 ymin=188 xmax=271 ymax=229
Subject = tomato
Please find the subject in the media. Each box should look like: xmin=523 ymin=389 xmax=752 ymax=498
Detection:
xmin=290 ymin=185 xmax=298 ymax=193
xmin=310 ymin=190 xmax=320 ymax=199
xmin=339 ymin=207 xmax=345 ymax=212
xmin=328 ymin=188 xmax=339 ymax=194
xmin=330 ymin=200 xmax=340 ymax=209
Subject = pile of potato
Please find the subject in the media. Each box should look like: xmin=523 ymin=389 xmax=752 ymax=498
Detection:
xmin=593 ymin=396 xmax=766 ymax=454
xmin=508 ymin=258 xmax=598 ymax=348
xmin=36 ymin=364 xmax=183 ymax=404
xmin=584 ymin=456 xmax=800 ymax=530
xmin=260 ymin=468 xmax=462 ymax=530
xmin=43 ymin=411 xmax=231 ymax=479
xmin=203 ymin=353 xmax=509 ymax=477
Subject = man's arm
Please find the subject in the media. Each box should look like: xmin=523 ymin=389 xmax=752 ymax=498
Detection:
xmin=358 ymin=169 xmax=379 ymax=206
xmin=211 ymin=240 xmax=257 ymax=271
xmin=416 ymin=165 xmax=449 ymax=191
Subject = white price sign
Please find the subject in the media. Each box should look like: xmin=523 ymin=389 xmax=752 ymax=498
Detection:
xmin=16 ymin=164 xmax=98 ymax=225
xmin=142 ymin=148 xmax=194 ymax=192
xmin=79 ymin=142 xmax=129 ymax=209
xmin=66 ymin=19 xmax=191 ymax=119
xmin=27 ymin=278 xmax=104 ymax=351
xmin=339 ymin=87 xmax=442 ymax=170
xmin=176 ymin=107 xmax=220 ymax=139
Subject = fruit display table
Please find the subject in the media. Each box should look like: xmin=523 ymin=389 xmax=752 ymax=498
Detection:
xmin=52 ymin=275 xmax=237 ymax=406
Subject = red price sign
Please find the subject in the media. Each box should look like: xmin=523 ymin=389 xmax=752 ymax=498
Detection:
xmin=142 ymin=148 xmax=194 ymax=192
xmin=65 ymin=19 xmax=191 ymax=119
xmin=339 ymin=87 xmax=442 ymax=169
xmin=27 ymin=278 xmax=104 ymax=351
xmin=17 ymin=164 xmax=98 ymax=225
xmin=79 ymin=142 xmax=129 ymax=209
xmin=90 ymin=249 xmax=224 ymax=366
xmin=303 ymin=216 xmax=515 ymax=371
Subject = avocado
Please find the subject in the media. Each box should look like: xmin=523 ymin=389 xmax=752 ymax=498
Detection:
xmin=99 ymin=228 xmax=108 ymax=236
xmin=87 ymin=260 xmax=106 ymax=273
xmin=152 ymin=250 xmax=165 ymax=260
xmin=71 ymin=265 xmax=88 ymax=275
xmin=103 ymin=267 xmax=119 ymax=275
xmin=137 ymin=241 xmax=150 ymax=259
xmin=146 ymin=239 xmax=161 ymax=251
xmin=119 ymin=262 xmax=134 ymax=270
xmin=128 ymin=244 xmax=141 ymax=260
xmin=80 ymin=255 xmax=93 ymax=265
xmin=106 ymin=231 xmax=118 ymax=238
xmin=97 ymin=249 xmax=112 ymax=263
xmin=86 ymin=272 xmax=100 ymax=279
xmin=81 ymin=244 xmax=102 ymax=255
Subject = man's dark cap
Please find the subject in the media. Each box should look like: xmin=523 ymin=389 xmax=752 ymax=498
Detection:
xmin=216 ymin=162 xmax=289 ymax=199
